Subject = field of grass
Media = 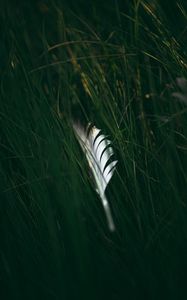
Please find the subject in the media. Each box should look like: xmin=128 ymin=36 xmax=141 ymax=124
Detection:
xmin=1 ymin=1 xmax=187 ymax=299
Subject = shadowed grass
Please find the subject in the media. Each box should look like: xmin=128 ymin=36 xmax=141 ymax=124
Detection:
xmin=1 ymin=1 xmax=187 ymax=299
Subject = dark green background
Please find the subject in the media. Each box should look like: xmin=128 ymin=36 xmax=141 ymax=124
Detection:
xmin=1 ymin=1 xmax=187 ymax=299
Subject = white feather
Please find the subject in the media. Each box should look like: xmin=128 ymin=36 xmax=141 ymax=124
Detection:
xmin=73 ymin=123 xmax=117 ymax=231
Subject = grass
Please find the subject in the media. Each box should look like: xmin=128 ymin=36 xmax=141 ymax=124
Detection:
xmin=1 ymin=0 xmax=187 ymax=299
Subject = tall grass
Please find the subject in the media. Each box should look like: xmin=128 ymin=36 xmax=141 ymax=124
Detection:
xmin=1 ymin=1 xmax=187 ymax=299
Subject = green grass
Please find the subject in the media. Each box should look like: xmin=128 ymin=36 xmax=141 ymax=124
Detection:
xmin=1 ymin=1 xmax=187 ymax=299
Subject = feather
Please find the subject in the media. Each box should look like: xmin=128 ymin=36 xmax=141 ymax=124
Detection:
xmin=172 ymin=77 xmax=187 ymax=104
xmin=73 ymin=122 xmax=117 ymax=231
